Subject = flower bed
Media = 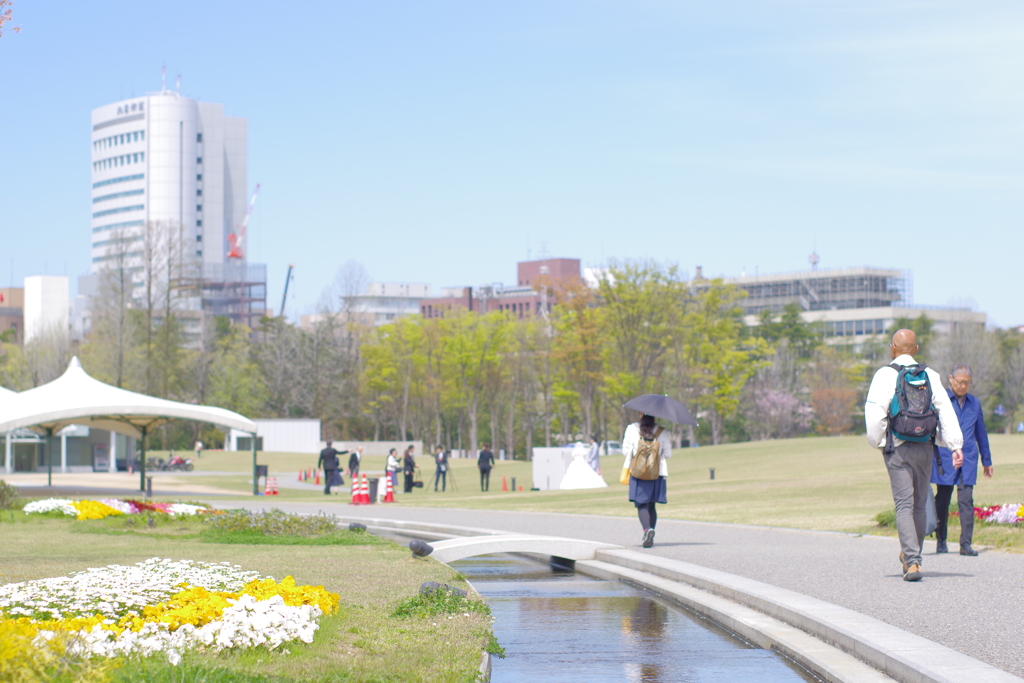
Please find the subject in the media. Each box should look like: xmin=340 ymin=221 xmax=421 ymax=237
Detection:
xmin=21 ymin=497 xmax=211 ymax=520
xmin=0 ymin=558 xmax=339 ymax=665
xmin=970 ymin=504 xmax=1024 ymax=525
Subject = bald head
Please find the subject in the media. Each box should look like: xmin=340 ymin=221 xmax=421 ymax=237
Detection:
xmin=890 ymin=329 xmax=919 ymax=359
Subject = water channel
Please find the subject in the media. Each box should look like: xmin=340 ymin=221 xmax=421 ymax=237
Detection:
xmin=451 ymin=554 xmax=821 ymax=683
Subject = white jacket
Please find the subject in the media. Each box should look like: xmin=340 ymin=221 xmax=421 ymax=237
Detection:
xmin=864 ymin=354 xmax=963 ymax=451
xmin=621 ymin=422 xmax=672 ymax=478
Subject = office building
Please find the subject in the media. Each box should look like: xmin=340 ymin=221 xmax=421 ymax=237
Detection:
xmin=23 ymin=276 xmax=69 ymax=343
xmin=89 ymin=89 xmax=266 ymax=332
xmin=300 ymin=282 xmax=431 ymax=330
xmin=693 ymin=266 xmax=986 ymax=342
xmin=0 ymin=288 xmax=24 ymax=343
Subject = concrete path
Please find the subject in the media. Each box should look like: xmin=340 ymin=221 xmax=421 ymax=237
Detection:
xmin=215 ymin=501 xmax=1024 ymax=678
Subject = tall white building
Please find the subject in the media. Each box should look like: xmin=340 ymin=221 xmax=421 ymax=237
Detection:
xmin=90 ymin=90 xmax=247 ymax=271
xmin=23 ymin=275 xmax=69 ymax=343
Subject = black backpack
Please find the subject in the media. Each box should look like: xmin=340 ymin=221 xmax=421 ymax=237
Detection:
xmin=885 ymin=362 xmax=939 ymax=455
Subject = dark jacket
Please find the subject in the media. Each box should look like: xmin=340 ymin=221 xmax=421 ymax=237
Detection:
xmin=478 ymin=449 xmax=495 ymax=470
xmin=348 ymin=451 xmax=361 ymax=471
xmin=403 ymin=453 xmax=416 ymax=475
xmin=318 ymin=447 xmax=339 ymax=471
xmin=932 ymin=390 xmax=991 ymax=486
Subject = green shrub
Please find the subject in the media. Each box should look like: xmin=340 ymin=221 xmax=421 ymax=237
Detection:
xmin=874 ymin=508 xmax=896 ymax=528
xmin=392 ymin=586 xmax=490 ymax=619
xmin=204 ymin=508 xmax=339 ymax=536
xmin=0 ymin=479 xmax=21 ymax=510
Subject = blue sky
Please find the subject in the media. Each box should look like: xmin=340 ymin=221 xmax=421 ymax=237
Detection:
xmin=2 ymin=1 xmax=1022 ymax=325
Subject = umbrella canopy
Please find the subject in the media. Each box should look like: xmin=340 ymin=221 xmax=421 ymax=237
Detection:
xmin=622 ymin=394 xmax=698 ymax=426
xmin=0 ymin=357 xmax=257 ymax=437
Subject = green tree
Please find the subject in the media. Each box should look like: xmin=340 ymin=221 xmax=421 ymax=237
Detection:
xmin=445 ymin=311 xmax=511 ymax=453
xmin=207 ymin=324 xmax=268 ymax=417
xmin=551 ymin=279 xmax=607 ymax=440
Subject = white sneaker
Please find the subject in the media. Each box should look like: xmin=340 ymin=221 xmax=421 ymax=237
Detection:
xmin=642 ymin=529 xmax=655 ymax=548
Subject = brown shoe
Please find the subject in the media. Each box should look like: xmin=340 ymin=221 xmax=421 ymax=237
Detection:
xmin=903 ymin=564 xmax=922 ymax=582
xmin=899 ymin=552 xmax=908 ymax=573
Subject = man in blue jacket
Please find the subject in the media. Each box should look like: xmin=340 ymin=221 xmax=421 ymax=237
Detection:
xmin=932 ymin=364 xmax=994 ymax=556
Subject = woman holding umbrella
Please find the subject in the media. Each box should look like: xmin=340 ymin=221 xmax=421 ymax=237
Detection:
xmin=620 ymin=394 xmax=697 ymax=548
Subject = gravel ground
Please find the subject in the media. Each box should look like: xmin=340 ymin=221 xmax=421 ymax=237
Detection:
xmin=215 ymin=501 xmax=1024 ymax=678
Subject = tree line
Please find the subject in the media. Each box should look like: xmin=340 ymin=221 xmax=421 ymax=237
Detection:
xmin=1 ymin=259 xmax=1022 ymax=455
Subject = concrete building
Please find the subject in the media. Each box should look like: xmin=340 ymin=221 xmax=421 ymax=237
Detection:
xmin=420 ymin=258 xmax=582 ymax=319
xmin=88 ymin=89 xmax=266 ymax=335
xmin=694 ymin=266 xmax=986 ymax=342
xmin=227 ymin=418 xmax=321 ymax=453
xmin=300 ymin=282 xmax=431 ymax=330
xmin=23 ymin=276 xmax=69 ymax=343
xmin=0 ymin=287 xmax=24 ymax=343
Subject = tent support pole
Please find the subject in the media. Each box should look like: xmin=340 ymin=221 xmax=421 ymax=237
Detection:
xmin=46 ymin=428 xmax=53 ymax=487
xmin=251 ymin=431 xmax=258 ymax=496
xmin=139 ymin=425 xmax=148 ymax=492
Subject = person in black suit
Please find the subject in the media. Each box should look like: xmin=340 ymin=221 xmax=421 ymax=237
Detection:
xmin=478 ymin=444 xmax=495 ymax=491
xmin=433 ymin=445 xmax=449 ymax=492
xmin=402 ymin=445 xmax=416 ymax=493
xmin=317 ymin=441 xmax=340 ymax=495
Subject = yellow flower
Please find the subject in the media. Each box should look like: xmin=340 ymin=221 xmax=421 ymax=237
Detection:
xmin=70 ymin=500 xmax=123 ymax=521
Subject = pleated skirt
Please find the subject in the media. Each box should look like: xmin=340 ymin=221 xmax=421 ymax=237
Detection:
xmin=629 ymin=476 xmax=667 ymax=506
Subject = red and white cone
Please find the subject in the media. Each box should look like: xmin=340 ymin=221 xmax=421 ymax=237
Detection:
xmin=271 ymin=477 xmax=279 ymax=495
xmin=264 ymin=477 xmax=272 ymax=496
xmin=349 ymin=476 xmax=361 ymax=505
xmin=383 ymin=473 xmax=395 ymax=503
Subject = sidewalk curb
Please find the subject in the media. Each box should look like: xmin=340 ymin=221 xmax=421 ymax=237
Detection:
xmin=338 ymin=514 xmax=1022 ymax=683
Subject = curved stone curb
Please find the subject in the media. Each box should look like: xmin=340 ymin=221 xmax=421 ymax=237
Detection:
xmin=593 ymin=549 xmax=1022 ymax=683
xmin=338 ymin=514 xmax=1023 ymax=683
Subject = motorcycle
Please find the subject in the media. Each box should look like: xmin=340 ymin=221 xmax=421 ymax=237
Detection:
xmin=164 ymin=454 xmax=194 ymax=472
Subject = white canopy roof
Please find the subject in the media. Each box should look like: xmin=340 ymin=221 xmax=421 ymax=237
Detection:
xmin=0 ymin=357 xmax=257 ymax=438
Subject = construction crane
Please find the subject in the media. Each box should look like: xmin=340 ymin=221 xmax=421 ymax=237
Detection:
xmin=227 ymin=183 xmax=261 ymax=260
xmin=279 ymin=264 xmax=294 ymax=318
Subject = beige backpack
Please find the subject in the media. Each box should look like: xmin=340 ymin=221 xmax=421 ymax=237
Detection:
xmin=630 ymin=426 xmax=664 ymax=480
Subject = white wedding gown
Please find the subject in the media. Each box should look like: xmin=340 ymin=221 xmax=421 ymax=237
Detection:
xmin=559 ymin=442 xmax=608 ymax=490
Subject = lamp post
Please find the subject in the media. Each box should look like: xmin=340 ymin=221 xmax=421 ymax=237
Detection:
xmin=251 ymin=432 xmax=258 ymax=496
xmin=138 ymin=425 xmax=148 ymax=492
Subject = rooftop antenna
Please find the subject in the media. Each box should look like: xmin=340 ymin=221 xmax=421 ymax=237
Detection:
xmin=176 ymin=74 xmax=181 ymax=93
xmin=809 ymin=239 xmax=820 ymax=270
xmin=161 ymin=66 xmax=166 ymax=92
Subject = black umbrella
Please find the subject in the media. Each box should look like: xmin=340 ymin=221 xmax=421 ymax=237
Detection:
xmin=622 ymin=394 xmax=698 ymax=426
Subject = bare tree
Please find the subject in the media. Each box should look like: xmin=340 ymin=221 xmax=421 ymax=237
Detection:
xmin=929 ymin=321 xmax=999 ymax=398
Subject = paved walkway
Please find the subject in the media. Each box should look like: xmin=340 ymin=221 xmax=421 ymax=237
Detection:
xmin=214 ymin=501 xmax=1024 ymax=678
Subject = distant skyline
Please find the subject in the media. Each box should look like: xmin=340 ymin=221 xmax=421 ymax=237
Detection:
xmin=2 ymin=1 xmax=1022 ymax=326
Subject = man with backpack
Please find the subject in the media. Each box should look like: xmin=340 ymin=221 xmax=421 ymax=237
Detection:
xmin=865 ymin=329 xmax=964 ymax=582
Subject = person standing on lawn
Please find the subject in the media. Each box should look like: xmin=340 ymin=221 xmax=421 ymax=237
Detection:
xmin=348 ymin=446 xmax=362 ymax=479
xmin=621 ymin=413 xmax=672 ymax=549
xmin=433 ymin=445 xmax=449 ymax=492
xmin=402 ymin=445 xmax=416 ymax=493
xmin=317 ymin=441 xmax=340 ymax=496
xmin=865 ymin=329 xmax=964 ymax=582
xmin=932 ymin=364 xmax=993 ymax=556
xmin=386 ymin=448 xmax=401 ymax=491
xmin=478 ymin=443 xmax=495 ymax=491
xmin=587 ymin=435 xmax=601 ymax=474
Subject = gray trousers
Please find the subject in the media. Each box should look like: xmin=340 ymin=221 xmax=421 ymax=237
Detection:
xmin=935 ymin=484 xmax=974 ymax=549
xmin=883 ymin=441 xmax=932 ymax=567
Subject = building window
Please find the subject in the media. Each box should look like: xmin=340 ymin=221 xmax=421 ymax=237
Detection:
xmin=140 ymin=130 xmax=145 ymax=141
xmin=196 ymin=189 xmax=202 ymax=196
xmin=132 ymin=132 xmax=138 ymax=142
xmin=197 ymin=133 xmax=202 ymax=142
xmin=196 ymin=205 xmax=202 ymax=212
xmin=196 ymin=174 xmax=202 ymax=181
xmin=196 ymin=157 xmax=202 ymax=164
xmin=197 ymin=235 xmax=202 ymax=242
xmin=140 ymin=151 xmax=145 ymax=162
xmin=133 ymin=153 xmax=139 ymax=163
xmin=196 ymin=250 xmax=202 ymax=257
xmin=196 ymin=220 xmax=202 ymax=227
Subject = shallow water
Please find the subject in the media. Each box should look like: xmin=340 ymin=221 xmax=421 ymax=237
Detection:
xmin=453 ymin=555 xmax=820 ymax=683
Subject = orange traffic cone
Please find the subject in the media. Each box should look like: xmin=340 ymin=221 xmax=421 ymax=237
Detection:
xmin=264 ymin=477 xmax=272 ymax=495
xmin=297 ymin=470 xmax=303 ymax=482
xmin=350 ymin=475 xmax=361 ymax=505
xmin=501 ymin=475 xmax=508 ymax=492
xmin=271 ymin=477 xmax=279 ymax=495
xmin=383 ymin=473 xmax=395 ymax=503
xmin=315 ymin=470 xmax=320 ymax=486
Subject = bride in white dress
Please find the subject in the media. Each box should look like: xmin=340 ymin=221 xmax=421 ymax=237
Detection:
xmin=560 ymin=442 xmax=608 ymax=490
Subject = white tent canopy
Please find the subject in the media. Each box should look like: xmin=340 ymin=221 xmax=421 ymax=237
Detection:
xmin=0 ymin=357 xmax=256 ymax=438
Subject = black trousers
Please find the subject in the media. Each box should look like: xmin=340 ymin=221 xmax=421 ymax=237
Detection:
xmin=324 ymin=469 xmax=336 ymax=495
xmin=434 ymin=468 xmax=447 ymax=492
xmin=935 ymin=483 xmax=975 ymax=548
xmin=480 ymin=468 xmax=491 ymax=491
xmin=404 ymin=472 xmax=414 ymax=493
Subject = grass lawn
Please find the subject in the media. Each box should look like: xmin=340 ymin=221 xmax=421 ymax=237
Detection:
xmin=0 ymin=512 xmax=494 ymax=682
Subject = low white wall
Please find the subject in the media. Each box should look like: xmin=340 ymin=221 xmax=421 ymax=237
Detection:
xmin=323 ymin=440 xmax=424 ymax=457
